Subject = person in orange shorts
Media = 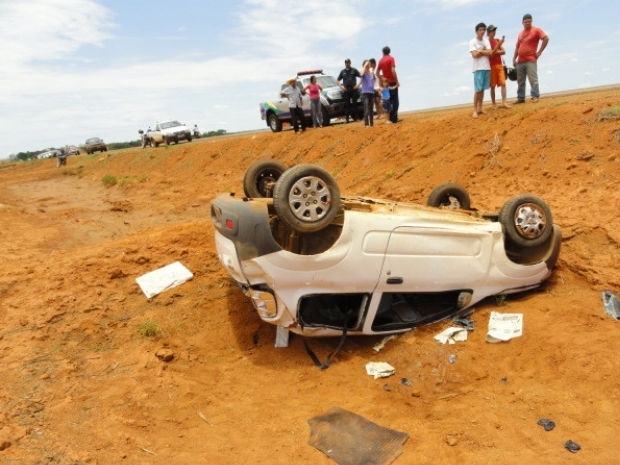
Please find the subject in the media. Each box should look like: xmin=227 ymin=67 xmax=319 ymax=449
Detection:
xmin=487 ymin=25 xmax=511 ymax=109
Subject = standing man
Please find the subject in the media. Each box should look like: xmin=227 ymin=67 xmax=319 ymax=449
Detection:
xmin=469 ymin=22 xmax=493 ymax=118
xmin=281 ymin=77 xmax=306 ymax=133
xmin=487 ymin=25 xmax=511 ymax=109
xmin=337 ymin=59 xmax=361 ymax=122
xmin=512 ymin=13 xmax=549 ymax=103
xmin=376 ymin=46 xmax=400 ymax=123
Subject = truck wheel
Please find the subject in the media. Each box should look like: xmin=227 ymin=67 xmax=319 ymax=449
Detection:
xmin=243 ymin=160 xmax=287 ymax=198
xmin=273 ymin=164 xmax=341 ymax=233
xmin=268 ymin=113 xmax=283 ymax=132
xmin=427 ymin=183 xmax=471 ymax=210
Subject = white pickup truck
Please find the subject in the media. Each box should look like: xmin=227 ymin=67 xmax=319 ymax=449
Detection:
xmin=146 ymin=120 xmax=192 ymax=147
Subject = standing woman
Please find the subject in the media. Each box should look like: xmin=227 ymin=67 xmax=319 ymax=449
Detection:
xmin=360 ymin=60 xmax=375 ymax=127
xmin=303 ymin=75 xmax=323 ymax=128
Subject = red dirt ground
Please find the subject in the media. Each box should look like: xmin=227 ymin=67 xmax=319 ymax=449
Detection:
xmin=0 ymin=86 xmax=618 ymax=465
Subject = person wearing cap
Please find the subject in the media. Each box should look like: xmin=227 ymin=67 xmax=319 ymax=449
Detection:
xmin=512 ymin=13 xmax=549 ymax=103
xmin=337 ymin=59 xmax=361 ymax=123
xmin=487 ymin=25 xmax=511 ymax=109
xmin=469 ymin=22 xmax=493 ymax=118
xmin=280 ymin=77 xmax=306 ymax=133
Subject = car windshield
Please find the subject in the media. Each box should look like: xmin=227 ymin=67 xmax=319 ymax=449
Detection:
xmin=297 ymin=75 xmax=339 ymax=89
xmin=86 ymin=138 xmax=101 ymax=144
xmin=160 ymin=121 xmax=182 ymax=129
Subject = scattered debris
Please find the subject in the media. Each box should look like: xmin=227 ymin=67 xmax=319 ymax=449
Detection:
xmin=366 ymin=362 xmax=395 ymax=379
xmin=383 ymin=384 xmax=392 ymax=392
xmin=486 ymin=312 xmax=523 ymax=343
xmin=400 ymin=378 xmax=412 ymax=387
xmin=448 ymin=354 xmax=457 ymax=364
xmin=373 ymin=335 xmax=398 ymax=352
xmin=452 ymin=316 xmax=475 ymax=331
xmin=601 ymin=291 xmax=620 ymax=319
xmin=537 ymin=418 xmax=556 ymax=431
xmin=308 ymin=407 xmax=409 ymax=465
xmin=564 ymin=439 xmax=581 ymax=453
xmin=434 ymin=326 xmax=468 ymax=344
xmin=135 ymin=261 xmax=193 ymax=299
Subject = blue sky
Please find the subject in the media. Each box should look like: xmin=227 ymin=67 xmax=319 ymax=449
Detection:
xmin=1 ymin=0 xmax=618 ymax=158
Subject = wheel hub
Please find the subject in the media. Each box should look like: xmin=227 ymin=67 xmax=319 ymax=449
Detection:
xmin=288 ymin=176 xmax=332 ymax=221
xmin=514 ymin=203 xmax=547 ymax=239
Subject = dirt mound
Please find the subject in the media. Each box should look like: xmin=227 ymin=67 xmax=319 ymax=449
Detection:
xmin=0 ymin=87 xmax=618 ymax=464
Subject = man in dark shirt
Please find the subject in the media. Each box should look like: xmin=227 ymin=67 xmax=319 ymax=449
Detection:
xmin=337 ymin=58 xmax=361 ymax=122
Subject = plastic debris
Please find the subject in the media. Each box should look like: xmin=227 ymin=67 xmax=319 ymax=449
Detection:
xmin=365 ymin=362 xmax=395 ymax=379
xmin=373 ymin=335 xmax=397 ymax=352
xmin=434 ymin=326 xmax=468 ymax=344
xmin=601 ymin=291 xmax=620 ymax=320
xmin=448 ymin=354 xmax=457 ymax=364
xmin=486 ymin=312 xmax=523 ymax=343
xmin=564 ymin=439 xmax=581 ymax=453
xmin=452 ymin=317 xmax=475 ymax=331
xmin=135 ymin=261 xmax=193 ymax=298
xmin=537 ymin=418 xmax=556 ymax=431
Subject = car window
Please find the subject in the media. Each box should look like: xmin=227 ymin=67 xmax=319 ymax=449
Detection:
xmin=160 ymin=121 xmax=181 ymax=129
xmin=316 ymin=75 xmax=338 ymax=88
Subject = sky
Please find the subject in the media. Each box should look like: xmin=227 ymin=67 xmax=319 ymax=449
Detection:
xmin=1 ymin=0 xmax=619 ymax=158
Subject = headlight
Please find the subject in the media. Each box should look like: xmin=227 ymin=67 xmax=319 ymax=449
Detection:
xmin=247 ymin=288 xmax=278 ymax=319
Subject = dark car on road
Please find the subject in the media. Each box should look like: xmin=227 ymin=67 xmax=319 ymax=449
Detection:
xmin=84 ymin=137 xmax=108 ymax=154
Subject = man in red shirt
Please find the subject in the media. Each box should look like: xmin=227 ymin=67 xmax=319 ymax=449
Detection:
xmin=512 ymin=13 xmax=549 ymax=103
xmin=376 ymin=46 xmax=400 ymax=123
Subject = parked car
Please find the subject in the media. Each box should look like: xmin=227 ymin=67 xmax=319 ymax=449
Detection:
xmin=83 ymin=137 xmax=108 ymax=154
xmin=259 ymin=70 xmax=363 ymax=132
xmin=67 ymin=145 xmax=80 ymax=156
xmin=211 ymin=161 xmax=561 ymax=341
xmin=38 ymin=149 xmax=59 ymax=159
xmin=145 ymin=121 xmax=192 ymax=147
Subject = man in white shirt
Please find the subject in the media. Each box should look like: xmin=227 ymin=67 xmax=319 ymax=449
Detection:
xmin=468 ymin=22 xmax=493 ymax=118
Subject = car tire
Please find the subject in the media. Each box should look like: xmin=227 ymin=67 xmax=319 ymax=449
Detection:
xmin=243 ymin=159 xmax=287 ymax=198
xmin=273 ymin=164 xmax=341 ymax=233
xmin=499 ymin=194 xmax=553 ymax=248
xmin=188 ymin=135 xmax=192 ymax=142
xmin=268 ymin=113 xmax=283 ymax=132
xmin=427 ymin=183 xmax=471 ymax=210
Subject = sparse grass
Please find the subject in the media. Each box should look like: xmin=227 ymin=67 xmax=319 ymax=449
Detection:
xmin=597 ymin=106 xmax=620 ymax=121
xmin=118 ymin=175 xmax=148 ymax=186
xmin=138 ymin=319 xmax=161 ymax=338
xmin=101 ymin=174 xmax=117 ymax=187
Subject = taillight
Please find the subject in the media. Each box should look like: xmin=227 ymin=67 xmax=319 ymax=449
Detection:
xmin=225 ymin=218 xmax=235 ymax=230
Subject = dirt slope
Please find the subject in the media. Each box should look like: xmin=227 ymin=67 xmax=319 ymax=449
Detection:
xmin=0 ymin=87 xmax=619 ymax=465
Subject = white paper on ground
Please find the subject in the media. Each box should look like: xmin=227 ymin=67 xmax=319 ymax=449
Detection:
xmin=365 ymin=361 xmax=395 ymax=379
xmin=486 ymin=311 xmax=523 ymax=343
xmin=136 ymin=261 xmax=194 ymax=298
xmin=434 ymin=326 xmax=468 ymax=344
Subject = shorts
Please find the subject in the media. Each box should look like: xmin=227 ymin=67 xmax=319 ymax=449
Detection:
xmin=490 ymin=64 xmax=506 ymax=87
xmin=382 ymin=99 xmax=391 ymax=112
xmin=473 ymin=70 xmax=490 ymax=92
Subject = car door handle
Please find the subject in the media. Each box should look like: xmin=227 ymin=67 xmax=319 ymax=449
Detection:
xmin=386 ymin=277 xmax=403 ymax=284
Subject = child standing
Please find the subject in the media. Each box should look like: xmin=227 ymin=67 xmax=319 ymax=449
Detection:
xmin=381 ymin=78 xmax=391 ymax=116
xmin=303 ymin=75 xmax=323 ymax=128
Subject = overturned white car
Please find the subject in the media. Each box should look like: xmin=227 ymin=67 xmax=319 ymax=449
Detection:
xmin=211 ymin=161 xmax=561 ymax=341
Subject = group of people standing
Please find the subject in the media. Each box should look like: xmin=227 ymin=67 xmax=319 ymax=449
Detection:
xmin=337 ymin=46 xmax=401 ymax=127
xmin=280 ymin=46 xmax=401 ymax=133
xmin=469 ymin=13 xmax=549 ymax=118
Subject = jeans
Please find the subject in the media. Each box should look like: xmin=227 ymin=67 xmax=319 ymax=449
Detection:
xmin=343 ymin=88 xmax=358 ymax=121
xmin=388 ymin=84 xmax=399 ymax=122
xmin=310 ymin=98 xmax=322 ymax=127
xmin=516 ymin=61 xmax=540 ymax=101
xmin=362 ymin=93 xmax=374 ymax=126
xmin=290 ymin=106 xmax=306 ymax=132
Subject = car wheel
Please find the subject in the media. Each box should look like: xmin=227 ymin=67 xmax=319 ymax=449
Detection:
xmin=499 ymin=194 xmax=553 ymax=248
xmin=273 ymin=164 xmax=341 ymax=233
xmin=427 ymin=183 xmax=471 ymax=209
xmin=268 ymin=113 xmax=283 ymax=132
xmin=188 ymin=135 xmax=192 ymax=142
xmin=243 ymin=159 xmax=287 ymax=198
